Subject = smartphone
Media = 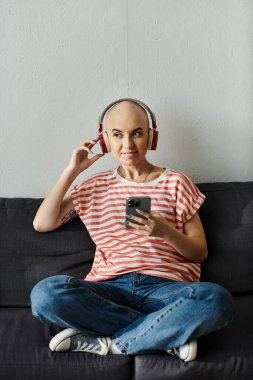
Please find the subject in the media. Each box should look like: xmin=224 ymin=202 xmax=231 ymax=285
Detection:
xmin=126 ymin=196 xmax=151 ymax=228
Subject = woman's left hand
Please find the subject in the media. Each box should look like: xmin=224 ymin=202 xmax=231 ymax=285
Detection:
xmin=126 ymin=210 xmax=176 ymax=239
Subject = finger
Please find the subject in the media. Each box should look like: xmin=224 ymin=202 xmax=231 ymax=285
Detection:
xmin=125 ymin=220 xmax=146 ymax=230
xmin=135 ymin=211 xmax=149 ymax=222
xmin=136 ymin=210 xmax=161 ymax=221
xmin=136 ymin=209 xmax=150 ymax=217
xmin=85 ymin=140 xmax=97 ymax=147
xmin=127 ymin=214 xmax=146 ymax=224
xmin=81 ymin=146 xmax=93 ymax=154
xmin=79 ymin=139 xmax=98 ymax=147
xmin=87 ymin=138 xmax=101 ymax=149
xmin=127 ymin=222 xmax=150 ymax=236
xmin=127 ymin=219 xmax=149 ymax=230
xmin=77 ymin=146 xmax=93 ymax=155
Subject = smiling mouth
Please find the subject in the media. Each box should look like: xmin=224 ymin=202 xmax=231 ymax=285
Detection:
xmin=122 ymin=151 xmax=138 ymax=154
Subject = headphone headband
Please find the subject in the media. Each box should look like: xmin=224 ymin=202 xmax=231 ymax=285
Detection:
xmin=98 ymin=98 xmax=157 ymax=133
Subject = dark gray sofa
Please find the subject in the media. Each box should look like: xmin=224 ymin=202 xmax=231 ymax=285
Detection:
xmin=1 ymin=181 xmax=253 ymax=380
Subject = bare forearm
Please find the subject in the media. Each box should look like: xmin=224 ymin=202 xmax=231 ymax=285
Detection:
xmin=127 ymin=209 xmax=208 ymax=263
xmin=163 ymin=228 xmax=208 ymax=263
xmin=33 ymin=167 xmax=78 ymax=230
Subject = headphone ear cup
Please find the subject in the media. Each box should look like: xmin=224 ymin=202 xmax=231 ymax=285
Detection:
xmin=148 ymin=128 xmax=159 ymax=150
xmin=99 ymin=132 xmax=111 ymax=153
xmin=148 ymin=128 xmax=153 ymax=150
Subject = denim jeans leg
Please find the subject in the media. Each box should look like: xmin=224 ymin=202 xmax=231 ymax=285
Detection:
xmin=30 ymin=274 xmax=144 ymax=337
xmin=112 ymin=281 xmax=235 ymax=355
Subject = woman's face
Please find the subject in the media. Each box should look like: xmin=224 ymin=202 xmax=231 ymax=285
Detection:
xmin=105 ymin=102 xmax=150 ymax=165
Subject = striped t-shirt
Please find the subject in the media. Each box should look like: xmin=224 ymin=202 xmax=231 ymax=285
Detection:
xmin=70 ymin=167 xmax=206 ymax=283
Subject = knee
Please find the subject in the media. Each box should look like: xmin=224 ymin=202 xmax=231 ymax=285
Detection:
xmin=197 ymin=282 xmax=235 ymax=324
xmin=30 ymin=275 xmax=70 ymax=318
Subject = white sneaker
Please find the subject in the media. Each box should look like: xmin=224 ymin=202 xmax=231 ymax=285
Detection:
xmin=166 ymin=339 xmax=197 ymax=362
xmin=49 ymin=328 xmax=111 ymax=355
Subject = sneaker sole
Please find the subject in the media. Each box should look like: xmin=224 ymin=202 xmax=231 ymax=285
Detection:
xmin=49 ymin=328 xmax=80 ymax=351
xmin=184 ymin=339 xmax=197 ymax=362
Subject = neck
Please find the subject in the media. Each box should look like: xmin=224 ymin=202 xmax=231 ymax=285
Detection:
xmin=118 ymin=161 xmax=153 ymax=182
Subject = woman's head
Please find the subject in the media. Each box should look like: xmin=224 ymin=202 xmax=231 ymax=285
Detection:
xmin=105 ymin=100 xmax=150 ymax=165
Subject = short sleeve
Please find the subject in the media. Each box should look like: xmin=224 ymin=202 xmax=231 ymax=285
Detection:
xmin=175 ymin=172 xmax=206 ymax=224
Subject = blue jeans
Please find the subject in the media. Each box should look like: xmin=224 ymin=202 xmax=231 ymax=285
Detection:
xmin=30 ymin=273 xmax=234 ymax=355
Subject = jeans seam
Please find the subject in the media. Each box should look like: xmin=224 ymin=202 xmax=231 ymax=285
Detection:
xmin=123 ymin=296 xmax=186 ymax=347
xmin=120 ymin=286 xmax=195 ymax=350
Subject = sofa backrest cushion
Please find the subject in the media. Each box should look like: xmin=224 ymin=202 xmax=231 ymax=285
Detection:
xmin=0 ymin=198 xmax=95 ymax=307
xmin=0 ymin=182 xmax=252 ymax=306
xmin=198 ymin=182 xmax=253 ymax=295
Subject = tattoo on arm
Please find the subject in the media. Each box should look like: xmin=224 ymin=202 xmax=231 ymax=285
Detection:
xmin=61 ymin=209 xmax=78 ymax=225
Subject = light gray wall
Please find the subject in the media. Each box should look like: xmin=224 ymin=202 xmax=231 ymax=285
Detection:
xmin=1 ymin=0 xmax=252 ymax=198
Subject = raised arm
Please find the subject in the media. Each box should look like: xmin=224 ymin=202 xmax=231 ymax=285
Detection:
xmin=33 ymin=137 xmax=103 ymax=232
xmin=33 ymin=169 xmax=78 ymax=232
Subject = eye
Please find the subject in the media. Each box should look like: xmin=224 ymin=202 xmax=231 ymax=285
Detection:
xmin=112 ymin=131 xmax=143 ymax=138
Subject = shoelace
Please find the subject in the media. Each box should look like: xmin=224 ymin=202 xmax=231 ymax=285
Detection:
xmin=73 ymin=340 xmax=101 ymax=352
xmin=71 ymin=335 xmax=107 ymax=354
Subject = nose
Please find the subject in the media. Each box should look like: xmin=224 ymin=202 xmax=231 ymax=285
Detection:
xmin=123 ymin=135 xmax=135 ymax=149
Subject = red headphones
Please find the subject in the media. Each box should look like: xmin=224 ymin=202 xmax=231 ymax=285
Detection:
xmin=97 ymin=98 xmax=159 ymax=154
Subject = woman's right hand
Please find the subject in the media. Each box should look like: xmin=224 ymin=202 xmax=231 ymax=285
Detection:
xmin=66 ymin=137 xmax=104 ymax=175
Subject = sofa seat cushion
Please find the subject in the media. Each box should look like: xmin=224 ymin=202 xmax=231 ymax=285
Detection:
xmin=0 ymin=307 xmax=133 ymax=380
xmin=134 ymin=295 xmax=253 ymax=380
